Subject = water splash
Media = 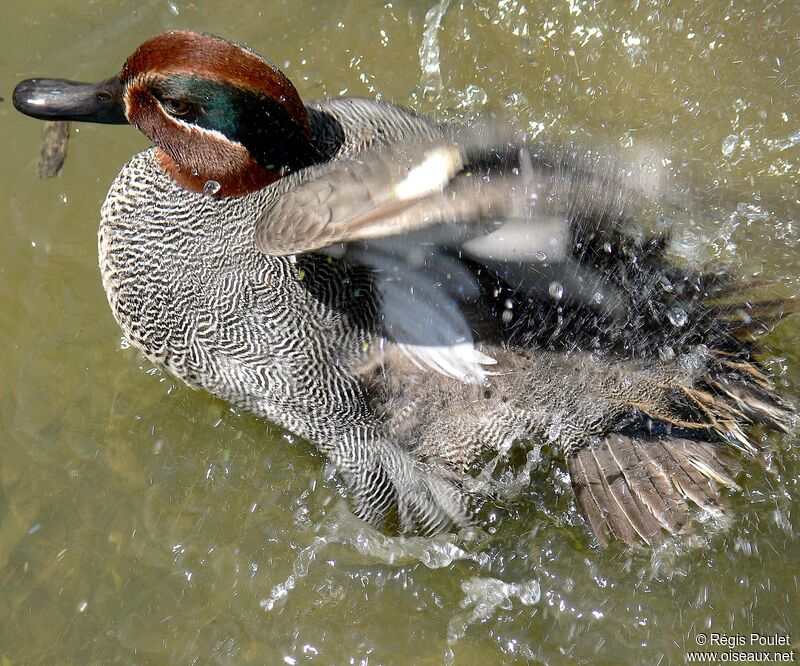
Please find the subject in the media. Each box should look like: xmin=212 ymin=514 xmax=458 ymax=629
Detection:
xmin=721 ymin=133 xmax=738 ymax=157
xmin=419 ymin=0 xmax=451 ymax=97
xmin=445 ymin=576 xmax=541 ymax=664
xmin=472 ymin=447 xmax=542 ymax=500
xmin=259 ymin=504 xmax=490 ymax=613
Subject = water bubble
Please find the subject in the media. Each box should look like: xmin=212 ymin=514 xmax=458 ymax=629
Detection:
xmin=536 ymin=250 xmax=547 ymax=261
xmin=722 ymin=133 xmax=738 ymax=156
xmin=203 ymin=180 xmax=222 ymax=197
xmin=548 ymin=281 xmax=564 ymax=300
xmin=667 ymin=306 xmax=688 ymax=327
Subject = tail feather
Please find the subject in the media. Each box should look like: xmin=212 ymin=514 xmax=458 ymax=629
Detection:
xmin=712 ymin=355 xmax=772 ymax=387
xmin=606 ymin=434 xmax=687 ymax=535
xmin=668 ymin=368 xmax=795 ymax=455
xmin=591 ymin=443 xmax=663 ymax=545
xmin=728 ymin=314 xmax=794 ymax=339
xmin=708 ymin=298 xmax=795 ymax=319
xmin=633 ymin=440 xmax=691 ymax=535
xmin=569 ymin=435 xmax=746 ymax=547
xmin=712 ymin=294 xmax=800 ymax=340
xmin=673 ymin=438 xmax=741 ymax=490
xmin=581 ymin=445 xmax=641 ymax=546
xmin=567 ymin=453 xmax=612 ymax=547
xmin=703 ymin=375 xmax=794 ymax=433
xmin=658 ymin=439 xmax=724 ymax=513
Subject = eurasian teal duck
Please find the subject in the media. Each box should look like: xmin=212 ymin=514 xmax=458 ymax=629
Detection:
xmin=13 ymin=31 xmax=794 ymax=546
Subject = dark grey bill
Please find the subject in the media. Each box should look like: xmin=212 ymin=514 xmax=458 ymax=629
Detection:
xmin=13 ymin=76 xmax=128 ymax=124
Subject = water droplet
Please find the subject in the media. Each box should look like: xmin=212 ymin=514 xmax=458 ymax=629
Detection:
xmin=203 ymin=180 xmax=221 ymax=197
xmin=722 ymin=133 xmax=738 ymax=156
xmin=659 ymin=345 xmax=676 ymax=361
xmin=547 ymin=411 xmax=564 ymax=441
xmin=535 ymin=250 xmax=547 ymax=261
xmin=501 ymin=309 xmax=513 ymax=324
xmin=667 ymin=306 xmax=688 ymax=327
xmin=548 ymin=281 xmax=564 ymax=300
xmin=658 ymin=274 xmax=675 ymax=292
xmin=517 ymin=580 xmax=541 ymax=606
xmin=679 ymin=348 xmax=707 ymax=374
xmin=59 ymin=192 xmax=68 ymax=204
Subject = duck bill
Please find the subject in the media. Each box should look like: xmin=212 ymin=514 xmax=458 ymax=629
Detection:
xmin=13 ymin=76 xmax=128 ymax=124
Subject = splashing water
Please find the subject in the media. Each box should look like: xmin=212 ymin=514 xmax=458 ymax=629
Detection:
xmin=418 ymin=0 xmax=450 ymax=97
xmin=722 ymin=133 xmax=738 ymax=157
xmin=259 ymin=504 xmax=491 ymax=613
xmin=445 ymin=577 xmax=542 ymax=665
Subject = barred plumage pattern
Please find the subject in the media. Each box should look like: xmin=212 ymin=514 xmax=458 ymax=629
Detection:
xmin=98 ymin=96 xmax=794 ymax=544
xmin=100 ymin=98 xmax=473 ymax=530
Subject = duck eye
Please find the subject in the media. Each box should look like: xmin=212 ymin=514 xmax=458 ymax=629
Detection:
xmin=162 ymin=97 xmax=192 ymax=118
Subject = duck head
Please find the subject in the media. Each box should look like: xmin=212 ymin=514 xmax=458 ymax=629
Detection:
xmin=14 ymin=31 xmax=317 ymax=196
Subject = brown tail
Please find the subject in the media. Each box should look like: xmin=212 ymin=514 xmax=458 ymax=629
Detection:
xmin=568 ymin=435 xmax=743 ymax=547
xmin=567 ymin=337 xmax=794 ymax=547
xmin=531 ymin=225 xmax=798 ymax=546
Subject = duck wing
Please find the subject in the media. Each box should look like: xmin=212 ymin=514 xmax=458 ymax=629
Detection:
xmin=255 ymin=133 xmax=664 ymax=383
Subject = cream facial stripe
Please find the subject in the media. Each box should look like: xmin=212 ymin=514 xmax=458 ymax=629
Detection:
xmin=123 ymin=78 xmax=245 ymax=148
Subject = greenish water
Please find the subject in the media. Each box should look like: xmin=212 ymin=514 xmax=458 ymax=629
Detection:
xmin=1 ymin=1 xmax=798 ymax=664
